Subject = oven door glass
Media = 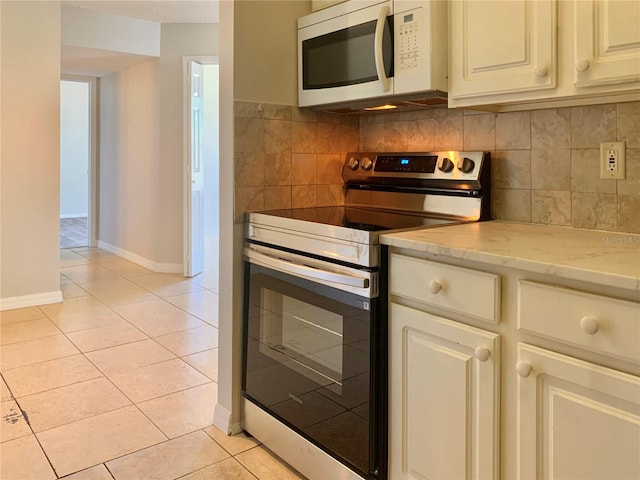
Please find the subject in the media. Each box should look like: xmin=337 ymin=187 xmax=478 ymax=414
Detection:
xmin=243 ymin=261 xmax=378 ymax=478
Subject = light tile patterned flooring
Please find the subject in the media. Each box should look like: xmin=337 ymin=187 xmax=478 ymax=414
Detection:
xmin=0 ymin=248 xmax=305 ymax=480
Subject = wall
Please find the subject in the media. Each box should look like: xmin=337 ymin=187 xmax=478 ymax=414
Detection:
xmin=0 ymin=1 xmax=62 ymax=308
xmin=60 ymin=80 xmax=89 ymax=218
xmin=203 ymin=64 xmax=220 ymax=239
xmin=61 ymin=5 xmax=160 ymax=57
xmin=98 ymin=60 xmax=160 ymax=263
xmin=234 ymin=0 xmax=309 ymax=105
xmin=97 ymin=23 xmax=218 ymax=269
xmin=234 ymin=101 xmax=358 ymax=220
xmin=156 ymin=23 xmax=219 ymax=265
xmin=359 ymin=101 xmax=640 ymax=234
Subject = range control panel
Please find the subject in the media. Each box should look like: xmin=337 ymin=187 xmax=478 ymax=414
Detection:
xmin=342 ymin=151 xmax=488 ymax=185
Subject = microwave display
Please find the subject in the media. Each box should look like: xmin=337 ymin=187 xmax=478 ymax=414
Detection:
xmin=302 ymin=17 xmax=394 ymax=90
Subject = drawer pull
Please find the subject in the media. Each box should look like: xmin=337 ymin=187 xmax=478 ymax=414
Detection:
xmin=428 ymin=280 xmax=442 ymax=294
xmin=516 ymin=361 xmax=532 ymax=378
xmin=475 ymin=346 xmax=490 ymax=362
xmin=580 ymin=316 xmax=600 ymax=335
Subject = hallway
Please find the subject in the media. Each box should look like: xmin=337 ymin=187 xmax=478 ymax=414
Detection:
xmin=1 ymin=248 xmax=303 ymax=479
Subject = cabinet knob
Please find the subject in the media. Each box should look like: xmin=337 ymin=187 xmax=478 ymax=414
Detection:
xmin=575 ymin=59 xmax=590 ymax=72
xmin=580 ymin=316 xmax=600 ymax=335
xmin=428 ymin=280 xmax=442 ymax=294
xmin=475 ymin=346 xmax=490 ymax=362
xmin=534 ymin=65 xmax=548 ymax=77
xmin=516 ymin=361 xmax=532 ymax=378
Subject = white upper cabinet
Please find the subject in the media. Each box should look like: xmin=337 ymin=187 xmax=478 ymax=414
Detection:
xmin=449 ymin=0 xmax=640 ymax=110
xmin=574 ymin=0 xmax=640 ymax=87
xmin=448 ymin=0 xmax=556 ymax=99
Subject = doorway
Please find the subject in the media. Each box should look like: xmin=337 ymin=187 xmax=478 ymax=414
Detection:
xmin=59 ymin=77 xmax=96 ymax=249
xmin=184 ymin=58 xmax=219 ymax=291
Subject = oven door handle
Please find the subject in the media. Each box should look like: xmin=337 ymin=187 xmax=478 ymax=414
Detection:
xmin=245 ymin=249 xmax=369 ymax=289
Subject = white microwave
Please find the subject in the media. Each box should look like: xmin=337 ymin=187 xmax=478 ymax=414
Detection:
xmin=297 ymin=0 xmax=447 ymax=111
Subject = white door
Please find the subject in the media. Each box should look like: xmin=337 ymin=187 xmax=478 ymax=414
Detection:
xmin=186 ymin=61 xmax=205 ymax=276
xmin=389 ymin=303 xmax=501 ymax=480
xmin=516 ymin=343 xmax=640 ymax=479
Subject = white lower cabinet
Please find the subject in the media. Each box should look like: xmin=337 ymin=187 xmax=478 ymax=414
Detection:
xmin=389 ymin=303 xmax=500 ymax=480
xmin=516 ymin=343 xmax=640 ymax=480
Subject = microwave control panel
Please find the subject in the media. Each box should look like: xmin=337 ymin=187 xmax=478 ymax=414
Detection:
xmin=396 ymin=8 xmax=423 ymax=72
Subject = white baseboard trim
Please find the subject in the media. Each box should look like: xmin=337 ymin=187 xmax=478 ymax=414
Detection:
xmin=213 ymin=403 xmax=241 ymax=435
xmin=0 ymin=290 xmax=63 ymax=311
xmin=97 ymin=241 xmax=183 ymax=274
xmin=60 ymin=214 xmax=88 ymax=219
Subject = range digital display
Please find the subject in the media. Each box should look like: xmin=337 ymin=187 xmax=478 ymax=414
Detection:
xmin=374 ymin=155 xmax=438 ymax=173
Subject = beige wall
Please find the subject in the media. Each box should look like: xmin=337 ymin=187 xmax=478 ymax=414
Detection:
xmin=156 ymin=23 xmax=220 ymax=264
xmin=98 ymin=23 xmax=219 ymax=268
xmin=98 ymin=60 xmax=160 ymax=261
xmin=0 ymin=1 xmax=62 ymax=306
xmin=234 ymin=0 xmax=310 ymax=105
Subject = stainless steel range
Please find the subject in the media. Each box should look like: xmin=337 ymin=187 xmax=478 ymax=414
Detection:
xmin=242 ymin=151 xmax=490 ymax=480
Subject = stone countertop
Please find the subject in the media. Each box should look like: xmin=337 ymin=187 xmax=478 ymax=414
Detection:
xmin=381 ymin=220 xmax=640 ymax=292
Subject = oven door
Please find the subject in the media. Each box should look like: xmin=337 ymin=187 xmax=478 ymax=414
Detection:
xmin=298 ymin=0 xmax=394 ymax=107
xmin=242 ymin=245 xmax=384 ymax=479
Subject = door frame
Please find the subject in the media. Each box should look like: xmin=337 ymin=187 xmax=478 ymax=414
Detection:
xmin=60 ymin=74 xmax=98 ymax=248
xmin=182 ymin=55 xmax=220 ymax=276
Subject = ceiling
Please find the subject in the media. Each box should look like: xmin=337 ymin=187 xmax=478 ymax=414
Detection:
xmin=62 ymin=1 xmax=219 ymax=24
xmin=61 ymin=1 xmax=219 ymax=76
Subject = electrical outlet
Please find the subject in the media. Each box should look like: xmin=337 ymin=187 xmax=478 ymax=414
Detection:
xmin=600 ymin=142 xmax=625 ymax=179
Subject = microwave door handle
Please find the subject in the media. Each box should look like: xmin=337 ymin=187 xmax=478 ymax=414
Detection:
xmin=374 ymin=5 xmax=391 ymax=92
xmin=246 ymin=249 xmax=369 ymax=289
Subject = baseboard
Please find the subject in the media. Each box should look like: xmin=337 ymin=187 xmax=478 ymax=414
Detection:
xmin=97 ymin=241 xmax=183 ymax=274
xmin=213 ymin=402 xmax=242 ymax=435
xmin=60 ymin=214 xmax=88 ymax=219
xmin=0 ymin=290 xmax=63 ymax=311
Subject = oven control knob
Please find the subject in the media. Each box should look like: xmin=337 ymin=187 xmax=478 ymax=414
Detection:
xmin=458 ymin=157 xmax=475 ymax=173
xmin=438 ymin=157 xmax=454 ymax=173
xmin=360 ymin=157 xmax=373 ymax=170
xmin=347 ymin=157 xmax=360 ymax=170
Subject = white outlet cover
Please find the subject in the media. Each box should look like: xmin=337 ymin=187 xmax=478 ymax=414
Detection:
xmin=600 ymin=142 xmax=626 ymax=179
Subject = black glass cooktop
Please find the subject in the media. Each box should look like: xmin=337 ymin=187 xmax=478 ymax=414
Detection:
xmin=259 ymin=206 xmax=458 ymax=232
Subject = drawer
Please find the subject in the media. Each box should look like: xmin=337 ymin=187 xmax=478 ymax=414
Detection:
xmin=390 ymin=254 xmax=500 ymax=323
xmin=518 ymin=280 xmax=640 ymax=363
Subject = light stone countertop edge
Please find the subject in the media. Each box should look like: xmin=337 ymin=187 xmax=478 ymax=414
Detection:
xmin=380 ymin=221 xmax=640 ymax=293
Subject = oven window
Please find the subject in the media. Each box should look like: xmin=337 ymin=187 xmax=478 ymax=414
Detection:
xmin=302 ymin=17 xmax=394 ymax=90
xmin=243 ymin=264 xmax=374 ymax=475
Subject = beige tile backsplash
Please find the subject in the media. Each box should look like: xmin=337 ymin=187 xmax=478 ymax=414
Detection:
xmin=235 ymin=100 xmax=639 ymax=234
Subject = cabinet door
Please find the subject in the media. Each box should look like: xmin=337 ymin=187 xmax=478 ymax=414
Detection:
xmin=574 ymin=0 xmax=640 ymax=87
xmin=389 ymin=303 xmax=500 ymax=480
xmin=449 ymin=0 xmax=556 ymax=100
xmin=517 ymin=343 xmax=640 ymax=479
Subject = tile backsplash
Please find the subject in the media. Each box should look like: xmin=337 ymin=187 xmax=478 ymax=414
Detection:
xmin=234 ymin=101 xmax=357 ymax=221
xmin=235 ymin=100 xmax=639 ymax=234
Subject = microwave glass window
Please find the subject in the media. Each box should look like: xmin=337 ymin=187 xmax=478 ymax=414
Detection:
xmin=302 ymin=17 xmax=393 ymax=89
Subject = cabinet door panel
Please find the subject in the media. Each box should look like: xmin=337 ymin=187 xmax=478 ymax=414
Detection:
xmin=517 ymin=343 xmax=640 ymax=480
xmin=574 ymin=0 xmax=640 ymax=87
xmin=390 ymin=303 xmax=500 ymax=480
xmin=449 ymin=0 xmax=556 ymax=99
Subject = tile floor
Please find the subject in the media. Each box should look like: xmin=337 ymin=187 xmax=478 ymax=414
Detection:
xmin=60 ymin=218 xmax=88 ymax=249
xmin=1 ymin=247 xmax=305 ymax=480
